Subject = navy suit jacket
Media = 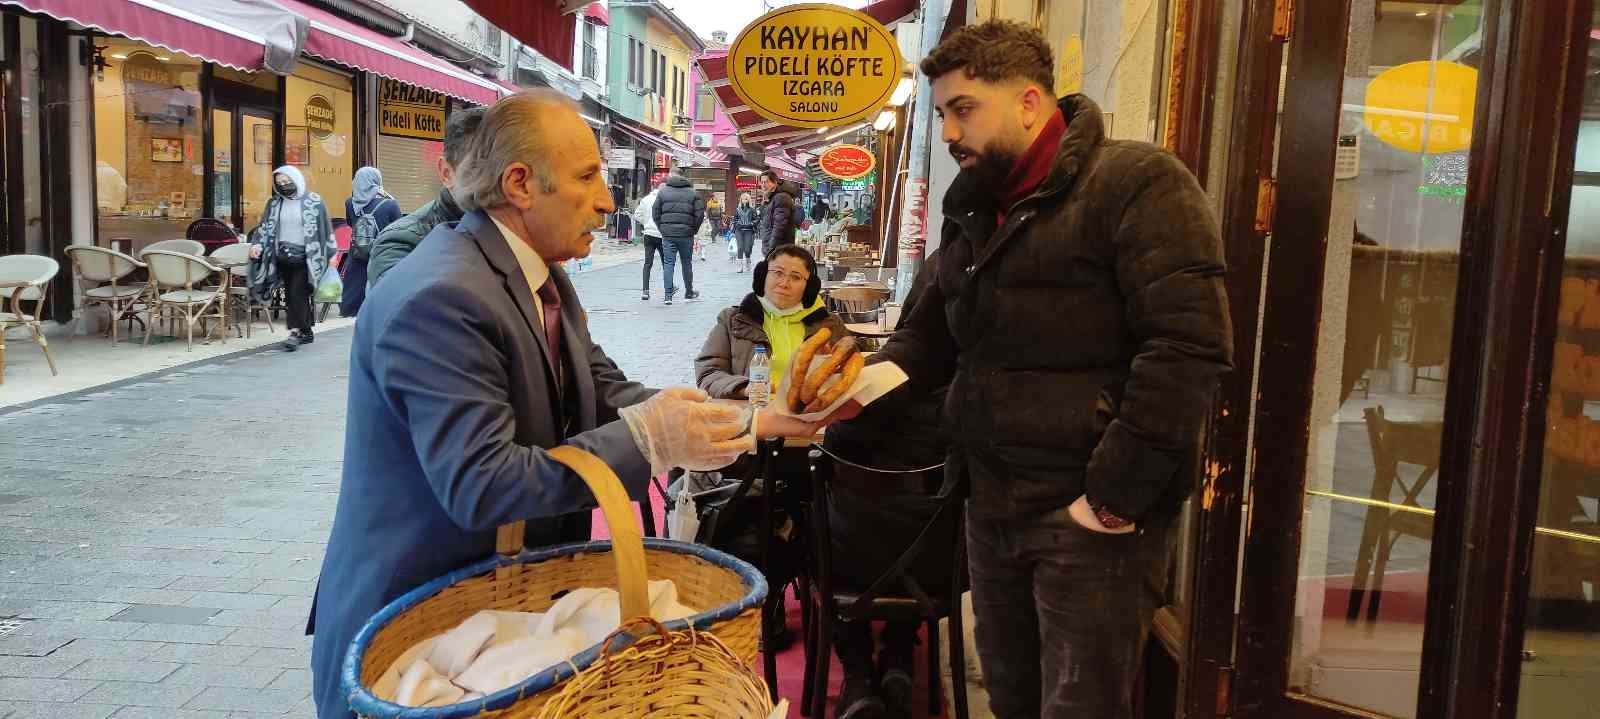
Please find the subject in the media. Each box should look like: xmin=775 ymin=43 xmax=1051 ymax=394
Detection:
xmin=308 ymin=210 xmax=655 ymax=718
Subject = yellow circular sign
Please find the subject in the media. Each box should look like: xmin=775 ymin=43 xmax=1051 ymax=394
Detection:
xmin=1362 ymin=60 xmax=1477 ymax=154
xmin=727 ymin=3 xmax=904 ymax=129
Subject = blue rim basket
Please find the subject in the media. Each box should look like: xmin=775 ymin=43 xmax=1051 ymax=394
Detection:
xmin=341 ymin=446 xmax=768 ymax=718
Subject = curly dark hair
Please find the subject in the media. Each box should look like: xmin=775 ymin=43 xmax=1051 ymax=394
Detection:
xmin=919 ymin=19 xmax=1054 ymax=93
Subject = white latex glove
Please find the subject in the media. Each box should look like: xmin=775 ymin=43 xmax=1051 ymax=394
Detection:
xmin=620 ymin=387 xmax=750 ymax=476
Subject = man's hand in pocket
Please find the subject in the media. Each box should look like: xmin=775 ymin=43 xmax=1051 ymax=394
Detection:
xmin=1067 ymin=495 xmax=1136 ymax=534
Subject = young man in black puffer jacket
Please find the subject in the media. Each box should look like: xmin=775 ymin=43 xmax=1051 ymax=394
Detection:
xmin=757 ymin=170 xmax=799 ymax=256
xmin=652 ymin=173 xmax=705 ymax=303
xmin=840 ymin=20 xmax=1234 ymax=719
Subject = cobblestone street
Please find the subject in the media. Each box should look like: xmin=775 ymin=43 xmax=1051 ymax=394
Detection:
xmin=0 ymin=244 xmax=752 ymax=718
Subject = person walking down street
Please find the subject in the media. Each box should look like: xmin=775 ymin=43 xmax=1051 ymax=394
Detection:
xmin=809 ymin=197 xmax=829 ymax=225
xmin=341 ymin=166 xmax=401 ymax=317
xmin=633 ymin=180 xmax=666 ymax=301
xmin=707 ymin=195 xmax=725 ymax=239
xmin=653 ymin=173 xmax=705 ymax=305
xmin=757 ymin=170 xmax=799 ymax=256
xmin=368 ymin=106 xmax=485 ymax=288
xmin=247 ymin=165 xmax=335 ymax=352
xmin=853 ymin=20 xmax=1234 ymax=719
xmin=733 ymin=192 xmax=759 ymax=273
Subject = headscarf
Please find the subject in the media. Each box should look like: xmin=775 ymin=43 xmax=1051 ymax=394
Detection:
xmin=351 ymin=166 xmax=384 ymax=208
xmin=273 ymin=165 xmax=307 ymax=199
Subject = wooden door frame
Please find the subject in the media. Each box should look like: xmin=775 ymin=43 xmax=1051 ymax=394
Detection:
xmin=1205 ymin=0 xmax=1595 ymax=717
xmin=1416 ymin=1 xmax=1591 ymax=716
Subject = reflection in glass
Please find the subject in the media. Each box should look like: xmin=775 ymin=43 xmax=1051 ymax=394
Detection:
xmin=1287 ymin=3 xmax=1486 ymax=717
xmin=212 ymin=109 xmax=233 ymax=223
xmin=1520 ymin=9 xmax=1600 ymax=718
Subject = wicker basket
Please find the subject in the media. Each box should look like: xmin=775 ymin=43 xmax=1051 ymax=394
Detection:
xmin=343 ymin=446 xmax=768 ymax=718
xmin=535 ymin=617 xmax=775 ymax=718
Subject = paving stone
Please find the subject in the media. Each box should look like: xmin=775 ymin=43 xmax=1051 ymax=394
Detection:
xmin=148 ymin=642 xmax=259 ymax=665
xmin=263 ymin=668 xmax=309 ymax=694
xmin=0 ymin=655 xmax=82 ymax=678
xmin=182 ymin=593 xmax=279 ymax=612
xmin=62 ymin=658 xmax=181 ymax=683
xmin=163 ymin=663 xmax=281 ymax=690
xmin=0 ymin=677 xmax=101 ymax=702
xmin=238 ymin=647 xmax=309 ymax=670
xmin=183 ymin=686 xmax=305 ymax=713
xmin=78 ymin=680 xmax=205 ymax=708
xmin=110 ymin=604 xmax=220 ymax=626
xmin=217 ymin=629 xmax=307 ymax=650
xmin=123 ymin=624 xmax=234 ymax=645
xmin=110 ymin=708 xmax=234 ymax=719
xmin=247 ymin=581 xmax=313 ymax=598
xmin=17 ymin=601 xmax=130 ymax=621
xmin=0 ymin=700 xmax=119 ymax=718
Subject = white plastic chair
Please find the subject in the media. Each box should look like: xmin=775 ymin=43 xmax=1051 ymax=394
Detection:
xmin=207 ymin=242 xmax=271 ymax=338
xmin=65 ymin=246 xmax=148 ymax=345
xmin=142 ymin=250 xmax=224 ymax=351
xmin=0 ymin=254 xmax=61 ymax=383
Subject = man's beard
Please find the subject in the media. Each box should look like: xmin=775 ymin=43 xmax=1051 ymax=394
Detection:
xmin=950 ymin=140 xmax=1023 ymax=199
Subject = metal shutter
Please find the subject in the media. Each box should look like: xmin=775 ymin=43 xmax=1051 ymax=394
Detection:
xmin=376 ymin=134 xmax=443 ymax=216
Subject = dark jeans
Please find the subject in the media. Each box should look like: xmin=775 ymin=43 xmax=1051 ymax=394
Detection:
xmin=340 ymin=255 xmax=368 ymax=317
xmin=736 ymin=229 xmax=756 ymax=259
xmin=641 ymin=235 xmax=666 ymax=293
xmin=661 ymin=236 xmax=694 ymax=295
xmin=281 ymin=258 xmax=314 ymax=334
xmin=966 ymin=504 xmax=1171 ymax=719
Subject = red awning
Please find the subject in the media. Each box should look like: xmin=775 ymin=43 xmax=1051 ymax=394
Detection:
xmin=583 ymin=2 xmax=609 ymax=26
xmin=279 ymin=0 xmax=504 ymax=106
xmin=459 ymin=0 xmax=575 ymax=70
xmin=862 ymin=0 xmax=918 ymax=25
xmin=0 ymin=0 xmax=292 ymax=71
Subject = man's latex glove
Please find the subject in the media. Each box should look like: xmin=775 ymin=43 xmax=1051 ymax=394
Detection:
xmin=619 ymin=388 xmax=750 ymax=476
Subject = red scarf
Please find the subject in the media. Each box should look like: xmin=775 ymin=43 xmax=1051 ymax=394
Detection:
xmin=998 ymin=108 xmax=1066 ymax=223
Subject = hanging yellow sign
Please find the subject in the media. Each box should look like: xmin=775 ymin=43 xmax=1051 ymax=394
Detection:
xmin=726 ymin=3 xmax=903 ymax=129
xmin=379 ymin=79 xmax=448 ymax=141
xmin=1362 ymin=61 xmax=1477 ymax=154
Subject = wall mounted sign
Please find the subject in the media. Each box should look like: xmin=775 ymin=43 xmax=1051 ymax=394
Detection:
xmin=818 ymin=143 xmax=875 ymax=180
xmin=304 ymin=94 xmax=336 ymax=140
xmin=378 ymin=79 xmax=447 ymax=141
xmin=726 ymin=3 xmax=903 ymax=128
xmin=1363 ymin=60 xmax=1476 ymax=154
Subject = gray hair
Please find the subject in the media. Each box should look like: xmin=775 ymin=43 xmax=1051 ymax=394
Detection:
xmin=452 ymin=89 xmax=580 ymax=212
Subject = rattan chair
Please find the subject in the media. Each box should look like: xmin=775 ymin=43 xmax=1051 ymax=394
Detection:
xmin=65 ymin=246 xmax=148 ymax=345
xmin=825 ymin=286 xmax=889 ymax=317
xmin=0 ymin=254 xmax=61 ymax=383
xmin=207 ymin=242 xmax=272 ymax=338
xmin=140 ymin=238 xmax=205 ymax=259
xmin=142 ymin=250 xmax=225 ymax=351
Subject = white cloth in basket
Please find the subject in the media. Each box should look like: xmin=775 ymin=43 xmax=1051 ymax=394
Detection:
xmin=379 ymin=579 xmax=697 ymax=707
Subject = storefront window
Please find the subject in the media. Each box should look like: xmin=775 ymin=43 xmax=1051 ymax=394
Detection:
xmin=92 ymin=38 xmax=203 ymax=255
xmin=1287 ymin=3 xmax=1488 ymax=717
xmin=1523 ymin=8 xmax=1600 ymax=716
xmin=285 ymin=60 xmax=355 ymax=218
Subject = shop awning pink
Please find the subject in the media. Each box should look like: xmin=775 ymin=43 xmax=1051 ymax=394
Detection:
xmin=278 ymin=0 xmax=504 ymax=106
xmin=0 ymin=0 xmax=302 ymax=72
xmin=583 ymin=2 xmax=609 ymax=26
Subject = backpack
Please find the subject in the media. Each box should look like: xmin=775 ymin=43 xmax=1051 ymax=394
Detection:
xmin=350 ymin=197 xmax=386 ymax=260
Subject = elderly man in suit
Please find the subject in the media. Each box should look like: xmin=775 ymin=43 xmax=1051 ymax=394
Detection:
xmin=308 ymin=89 xmax=817 ymax=719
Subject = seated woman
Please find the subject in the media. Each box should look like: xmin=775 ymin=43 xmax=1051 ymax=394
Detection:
xmin=696 ymin=244 xmax=846 ymax=400
xmin=820 ymin=249 xmax=955 ymax=719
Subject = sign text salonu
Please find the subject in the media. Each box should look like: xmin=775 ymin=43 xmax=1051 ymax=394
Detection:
xmin=727 ymin=4 xmax=903 ymax=129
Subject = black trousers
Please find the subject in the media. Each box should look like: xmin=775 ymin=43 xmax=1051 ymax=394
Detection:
xmin=736 ymin=229 xmax=756 ymax=259
xmin=281 ymin=258 xmax=314 ymax=334
xmin=966 ymin=504 xmax=1172 ymax=719
xmin=641 ymin=235 xmax=667 ymax=293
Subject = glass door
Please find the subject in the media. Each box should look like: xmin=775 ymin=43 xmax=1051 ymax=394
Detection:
xmin=1521 ymin=8 xmax=1600 ymax=716
xmin=209 ymin=101 xmax=278 ymax=235
xmin=1228 ymin=1 xmax=1491 ymax=717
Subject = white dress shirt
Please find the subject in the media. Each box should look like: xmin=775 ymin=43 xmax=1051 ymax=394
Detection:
xmin=490 ymin=214 xmax=551 ymax=331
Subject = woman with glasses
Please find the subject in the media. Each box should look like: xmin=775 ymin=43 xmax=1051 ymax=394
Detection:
xmin=695 ymin=244 xmax=846 ymax=400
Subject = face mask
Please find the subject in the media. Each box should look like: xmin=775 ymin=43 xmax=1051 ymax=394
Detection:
xmin=274 ymin=180 xmax=295 ymax=198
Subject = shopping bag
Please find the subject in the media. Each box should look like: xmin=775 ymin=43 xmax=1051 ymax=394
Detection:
xmin=315 ymin=264 xmax=343 ymax=303
xmin=727 ymin=233 xmax=738 ymax=259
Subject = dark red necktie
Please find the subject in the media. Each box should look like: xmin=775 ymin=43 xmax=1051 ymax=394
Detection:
xmin=536 ymin=277 xmax=563 ymax=380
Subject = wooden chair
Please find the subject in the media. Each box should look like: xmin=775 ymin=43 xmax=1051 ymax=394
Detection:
xmin=1346 ymin=405 xmax=1441 ymax=622
xmin=0 ymin=254 xmax=61 ymax=383
xmin=64 ymin=246 xmax=148 ymax=345
xmin=142 ymin=250 xmax=225 ymax=351
xmin=802 ymin=446 xmax=969 ymax=718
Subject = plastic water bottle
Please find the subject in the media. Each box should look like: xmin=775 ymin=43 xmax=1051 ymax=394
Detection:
xmin=747 ymin=346 xmax=771 ymax=409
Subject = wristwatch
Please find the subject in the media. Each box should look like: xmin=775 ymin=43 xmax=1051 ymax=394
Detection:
xmin=1088 ymin=498 xmax=1132 ymax=530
